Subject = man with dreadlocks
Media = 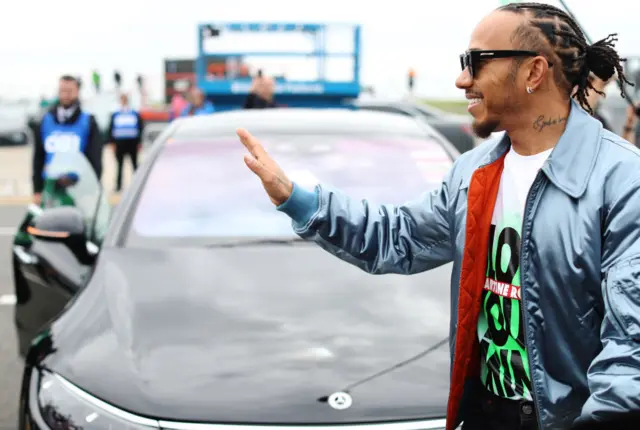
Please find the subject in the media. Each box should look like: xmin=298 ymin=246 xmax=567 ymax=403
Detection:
xmin=236 ymin=2 xmax=640 ymax=429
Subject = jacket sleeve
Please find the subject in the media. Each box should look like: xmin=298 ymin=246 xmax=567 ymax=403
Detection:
xmin=85 ymin=115 xmax=104 ymax=181
xmin=276 ymin=168 xmax=456 ymax=275
xmin=574 ymin=175 xmax=640 ymax=428
xmin=32 ymin=121 xmax=45 ymax=193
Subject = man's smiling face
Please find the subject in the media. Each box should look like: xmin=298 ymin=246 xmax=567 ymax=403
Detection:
xmin=455 ymin=11 xmax=531 ymax=138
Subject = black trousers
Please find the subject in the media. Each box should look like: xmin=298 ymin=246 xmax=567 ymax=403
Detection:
xmin=461 ymin=381 xmax=640 ymax=430
xmin=462 ymin=385 xmax=539 ymax=430
xmin=114 ymin=140 xmax=139 ymax=191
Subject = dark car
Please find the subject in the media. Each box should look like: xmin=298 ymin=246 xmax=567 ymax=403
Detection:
xmin=352 ymin=98 xmax=477 ymax=154
xmin=13 ymin=108 xmax=456 ymax=430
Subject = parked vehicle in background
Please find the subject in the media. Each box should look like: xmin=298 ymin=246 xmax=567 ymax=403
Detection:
xmin=352 ymin=98 xmax=477 ymax=154
xmin=0 ymin=104 xmax=32 ymax=146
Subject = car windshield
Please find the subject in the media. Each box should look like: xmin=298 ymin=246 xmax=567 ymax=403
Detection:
xmin=126 ymin=133 xmax=453 ymax=247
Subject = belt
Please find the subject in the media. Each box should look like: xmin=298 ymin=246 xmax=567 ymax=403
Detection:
xmin=477 ymin=387 xmax=538 ymax=428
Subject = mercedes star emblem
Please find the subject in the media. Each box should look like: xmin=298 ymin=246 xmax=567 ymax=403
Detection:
xmin=328 ymin=391 xmax=353 ymax=410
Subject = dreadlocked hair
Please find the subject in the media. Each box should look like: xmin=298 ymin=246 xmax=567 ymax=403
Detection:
xmin=497 ymin=2 xmax=633 ymax=115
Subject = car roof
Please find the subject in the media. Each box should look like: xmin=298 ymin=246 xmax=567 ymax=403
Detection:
xmin=170 ymin=107 xmax=433 ymax=138
xmin=353 ymin=97 xmax=451 ymax=115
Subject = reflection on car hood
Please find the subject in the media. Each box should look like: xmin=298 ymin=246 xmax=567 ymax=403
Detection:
xmin=44 ymin=246 xmax=453 ymax=424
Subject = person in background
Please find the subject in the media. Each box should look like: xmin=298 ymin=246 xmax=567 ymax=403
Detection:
xmin=32 ymin=75 xmax=103 ymax=205
xmin=622 ymin=102 xmax=639 ymax=145
xmin=244 ymin=70 xmax=276 ymax=109
xmin=92 ymin=70 xmax=101 ymax=94
xmin=107 ymin=93 xmax=144 ymax=192
xmin=180 ymin=87 xmax=215 ymax=116
xmin=583 ymin=73 xmax=614 ymax=131
xmin=39 ymin=95 xmax=49 ymax=109
xmin=170 ymin=92 xmax=188 ymax=120
xmin=408 ymin=68 xmax=416 ymax=93
xmin=114 ymin=70 xmax=122 ymax=91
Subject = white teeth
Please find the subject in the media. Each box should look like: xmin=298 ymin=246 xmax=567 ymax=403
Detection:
xmin=468 ymin=98 xmax=482 ymax=105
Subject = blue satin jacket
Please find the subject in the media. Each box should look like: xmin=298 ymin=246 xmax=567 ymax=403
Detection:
xmin=276 ymin=99 xmax=640 ymax=429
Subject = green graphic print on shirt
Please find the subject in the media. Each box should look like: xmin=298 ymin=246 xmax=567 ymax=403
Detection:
xmin=477 ymin=211 xmax=533 ymax=400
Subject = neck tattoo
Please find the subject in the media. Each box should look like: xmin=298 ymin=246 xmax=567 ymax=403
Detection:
xmin=533 ymin=115 xmax=568 ymax=132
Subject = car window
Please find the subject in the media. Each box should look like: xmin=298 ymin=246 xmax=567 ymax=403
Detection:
xmin=126 ymin=133 xmax=454 ymax=247
xmin=41 ymin=152 xmax=111 ymax=245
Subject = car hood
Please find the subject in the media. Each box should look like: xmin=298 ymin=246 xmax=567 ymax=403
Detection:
xmin=44 ymin=246 xmax=453 ymax=424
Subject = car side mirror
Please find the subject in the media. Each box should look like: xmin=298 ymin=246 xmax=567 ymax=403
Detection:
xmin=27 ymin=206 xmax=95 ymax=265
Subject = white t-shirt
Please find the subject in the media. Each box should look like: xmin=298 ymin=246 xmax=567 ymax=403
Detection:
xmin=477 ymin=146 xmax=552 ymax=401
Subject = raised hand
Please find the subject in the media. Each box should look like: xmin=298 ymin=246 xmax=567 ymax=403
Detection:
xmin=237 ymin=128 xmax=293 ymax=206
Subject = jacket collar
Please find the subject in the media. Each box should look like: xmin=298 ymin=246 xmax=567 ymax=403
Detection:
xmin=467 ymin=99 xmax=602 ymax=198
xmin=50 ymin=102 xmax=82 ymax=125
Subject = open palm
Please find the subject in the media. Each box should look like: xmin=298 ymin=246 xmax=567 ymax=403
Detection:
xmin=237 ymin=128 xmax=293 ymax=206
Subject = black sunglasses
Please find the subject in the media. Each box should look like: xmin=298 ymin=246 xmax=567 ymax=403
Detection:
xmin=460 ymin=50 xmax=553 ymax=78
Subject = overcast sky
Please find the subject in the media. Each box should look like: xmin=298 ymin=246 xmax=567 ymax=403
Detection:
xmin=3 ymin=0 xmax=639 ymax=101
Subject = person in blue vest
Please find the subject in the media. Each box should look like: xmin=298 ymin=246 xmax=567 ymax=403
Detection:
xmin=107 ymin=93 xmax=145 ymax=192
xmin=32 ymin=75 xmax=103 ymax=206
xmin=180 ymin=87 xmax=215 ymax=117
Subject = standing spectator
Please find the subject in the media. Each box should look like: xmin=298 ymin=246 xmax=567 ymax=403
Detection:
xmin=169 ymin=92 xmax=188 ymax=120
xmin=408 ymin=68 xmax=416 ymax=93
xmin=180 ymin=87 xmax=215 ymax=116
xmin=582 ymin=73 xmax=614 ymax=131
xmin=136 ymin=74 xmax=147 ymax=106
xmin=114 ymin=70 xmax=122 ymax=91
xmin=107 ymin=93 xmax=144 ymax=192
xmin=244 ymin=70 xmax=276 ymax=109
xmin=92 ymin=70 xmax=101 ymax=93
xmin=622 ymin=102 xmax=639 ymax=146
xmin=32 ymin=75 xmax=103 ymax=205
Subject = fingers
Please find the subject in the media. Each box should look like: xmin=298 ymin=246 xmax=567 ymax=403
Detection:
xmin=244 ymin=155 xmax=290 ymax=205
xmin=244 ymin=154 xmax=284 ymax=187
xmin=243 ymin=154 xmax=272 ymax=180
xmin=237 ymin=128 xmax=267 ymax=159
xmin=243 ymin=154 xmax=260 ymax=174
